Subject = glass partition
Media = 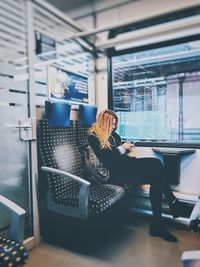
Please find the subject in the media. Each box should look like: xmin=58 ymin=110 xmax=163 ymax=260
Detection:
xmin=0 ymin=0 xmax=33 ymax=239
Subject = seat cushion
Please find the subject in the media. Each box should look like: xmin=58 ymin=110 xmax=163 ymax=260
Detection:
xmin=0 ymin=236 xmax=28 ymax=267
xmin=52 ymin=184 xmax=125 ymax=216
xmin=88 ymin=184 xmax=125 ymax=215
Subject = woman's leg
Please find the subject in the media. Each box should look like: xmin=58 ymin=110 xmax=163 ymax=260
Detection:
xmin=133 ymin=158 xmax=164 ymax=221
xmin=124 ymin=157 xmax=176 ymax=216
xmin=122 ymin=157 xmax=178 ymax=242
xmin=130 ymin=157 xmax=187 ymax=219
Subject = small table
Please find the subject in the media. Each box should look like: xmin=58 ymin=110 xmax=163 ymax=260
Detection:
xmin=152 ymin=148 xmax=195 ymax=185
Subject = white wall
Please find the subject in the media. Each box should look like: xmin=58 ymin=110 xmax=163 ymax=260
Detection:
xmin=67 ymin=0 xmax=200 ymax=197
xmin=95 ymin=58 xmax=108 ymax=112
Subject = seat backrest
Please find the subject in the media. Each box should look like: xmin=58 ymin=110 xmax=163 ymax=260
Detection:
xmin=38 ymin=119 xmax=85 ymax=204
xmin=38 ymin=119 xmax=84 ymax=176
xmin=76 ymin=121 xmax=89 ymax=146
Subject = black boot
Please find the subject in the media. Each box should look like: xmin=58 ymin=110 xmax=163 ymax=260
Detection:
xmin=169 ymin=199 xmax=189 ymax=218
xmin=149 ymin=221 xmax=178 ymax=242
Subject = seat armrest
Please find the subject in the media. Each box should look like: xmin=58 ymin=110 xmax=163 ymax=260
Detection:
xmin=41 ymin=166 xmax=91 ymax=218
xmin=0 ymin=195 xmax=26 ymax=243
xmin=41 ymin=166 xmax=90 ymax=186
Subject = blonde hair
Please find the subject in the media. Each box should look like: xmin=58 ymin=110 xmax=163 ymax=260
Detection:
xmin=89 ymin=109 xmax=118 ymax=149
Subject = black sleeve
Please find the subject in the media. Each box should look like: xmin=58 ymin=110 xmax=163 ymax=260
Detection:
xmin=87 ymin=134 xmax=121 ymax=167
xmin=112 ymin=131 xmax=122 ymax=145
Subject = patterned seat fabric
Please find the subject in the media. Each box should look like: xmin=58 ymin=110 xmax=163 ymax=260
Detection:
xmin=47 ymin=173 xmax=81 ymax=208
xmin=88 ymin=184 xmax=124 ymax=215
xmin=38 ymin=120 xmax=83 ymax=210
xmin=0 ymin=236 xmax=28 ymax=267
xmin=52 ymin=183 xmax=124 ymax=215
xmin=38 ymin=120 xmax=125 ymax=216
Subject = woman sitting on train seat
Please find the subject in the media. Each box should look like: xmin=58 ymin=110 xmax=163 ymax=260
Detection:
xmin=87 ymin=109 xmax=186 ymax=242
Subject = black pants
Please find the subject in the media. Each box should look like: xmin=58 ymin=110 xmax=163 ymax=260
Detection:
xmin=112 ymin=157 xmax=175 ymax=221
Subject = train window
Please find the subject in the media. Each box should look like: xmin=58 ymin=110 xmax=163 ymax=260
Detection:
xmin=111 ymin=39 xmax=200 ymax=145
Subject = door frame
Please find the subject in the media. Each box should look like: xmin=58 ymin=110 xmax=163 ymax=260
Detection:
xmin=25 ymin=0 xmax=40 ymax=248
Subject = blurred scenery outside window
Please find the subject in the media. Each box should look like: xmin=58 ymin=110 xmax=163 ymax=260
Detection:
xmin=112 ymin=39 xmax=200 ymax=143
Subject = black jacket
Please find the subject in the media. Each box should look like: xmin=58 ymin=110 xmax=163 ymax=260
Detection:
xmin=87 ymin=132 xmax=133 ymax=182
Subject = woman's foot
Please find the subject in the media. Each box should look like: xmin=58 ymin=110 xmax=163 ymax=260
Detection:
xmin=169 ymin=199 xmax=189 ymax=218
xmin=149 ymin=221 xmax=178 ymax=242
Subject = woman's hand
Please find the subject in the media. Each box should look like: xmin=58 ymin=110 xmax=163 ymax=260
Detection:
xmin=122 ymin=141 xmax=135 ymax=152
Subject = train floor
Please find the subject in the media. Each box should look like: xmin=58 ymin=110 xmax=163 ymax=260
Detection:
xmin=27 ymin=212 xmax=200 ymax=267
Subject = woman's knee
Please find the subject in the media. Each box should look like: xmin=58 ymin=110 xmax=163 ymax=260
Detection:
xmin=148 ymin=158 xmax=164 ymax=183
xmin=149 ymin=158 xmax=164 ymax=171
